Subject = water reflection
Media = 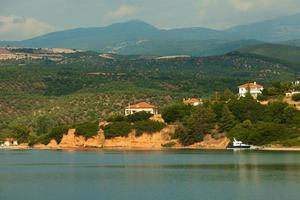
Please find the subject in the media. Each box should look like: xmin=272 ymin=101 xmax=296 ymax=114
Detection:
xmin=1 ymin=150 xmax=300 ymax=200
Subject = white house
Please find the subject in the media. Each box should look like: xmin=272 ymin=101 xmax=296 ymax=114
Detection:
xmin=125 ymin=102 xmax=158 ymax=116
xmin=0 ymin=138 xmax=18 ymax=147
xmin=238 ymin=82 xmax=264 ymax=99
xmin=183 ymin=98 xmax=203 ymax=106
xmin=286 ymin=80 xmax=300 ymax=97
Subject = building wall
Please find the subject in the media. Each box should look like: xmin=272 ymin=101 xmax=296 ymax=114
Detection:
xmin=239 ymin=87 xmax=263 ymax=99
xmin=125 ymin=108 xmax=158 ymax=116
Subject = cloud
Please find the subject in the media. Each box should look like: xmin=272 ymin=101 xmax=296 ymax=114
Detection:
xmin=229 ymin=0 xmax=282 ymax=11
xmin=230 ymin=0 xmax=254 ymax=11
xmin=0 ymin=16 xmax=55 ymax=40
xmin=108 ymin=5 xmax=139 ymax=18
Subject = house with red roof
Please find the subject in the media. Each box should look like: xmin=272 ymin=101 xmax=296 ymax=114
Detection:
xmin=183 ymin=98 xmax=203 ymax=106
xmin=238 ymin=82 xmax=264 ymax=99
xmin=125 ymin=102 xmax=158 ymax=116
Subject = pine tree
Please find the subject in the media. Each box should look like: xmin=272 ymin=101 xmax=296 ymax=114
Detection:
xmin=219 ymin=105 xmax=236 ymax=132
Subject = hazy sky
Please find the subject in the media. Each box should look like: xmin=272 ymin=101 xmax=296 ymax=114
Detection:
xmin=1 ymin=0 xmax=300 ymax=40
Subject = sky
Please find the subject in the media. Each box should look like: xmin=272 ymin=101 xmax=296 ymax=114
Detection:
xmin=1 ymin=0 xmax=300 ymax=40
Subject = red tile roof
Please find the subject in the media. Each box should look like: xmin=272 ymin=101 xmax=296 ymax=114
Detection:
xmin=239 ymin=82 xmax=263 ymax=89
xmin=184 ymin=98 xmax=202 ymax=104
xmin=127 ymin=102 xmax=156 ymax=109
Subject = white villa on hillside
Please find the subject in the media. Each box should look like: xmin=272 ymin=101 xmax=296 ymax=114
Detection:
xmin=125 ymin=102 xmax=158 ymax=116
xmin=286 ymin=80 xmax=300 ymax=97
xmin=238 ymin=82 xmax=264 ymax=99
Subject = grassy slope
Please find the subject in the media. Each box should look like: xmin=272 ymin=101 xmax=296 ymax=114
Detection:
xmin=0 ymin=52 xmax=298 ymax=134
xmin=239 ymin=43 xmax=300 ymax=65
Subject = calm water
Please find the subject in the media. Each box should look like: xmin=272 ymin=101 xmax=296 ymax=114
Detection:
xmin=1 ymin=150 xmax=300 ymax=200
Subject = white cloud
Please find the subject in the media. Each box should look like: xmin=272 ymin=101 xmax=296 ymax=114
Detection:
xmin=108 ymin=5 xmax=138 ymax=18
xmin=0 ymin=16 xmax=55 ymax=40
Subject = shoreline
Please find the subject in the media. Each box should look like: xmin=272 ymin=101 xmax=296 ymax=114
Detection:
xmin=2 ymin=146 xmax=300 ymax=152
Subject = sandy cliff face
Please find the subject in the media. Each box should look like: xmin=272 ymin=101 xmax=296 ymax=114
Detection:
xmin=103 ymin=125 xmax=177 ymax=149
xmin=33 ymin=124 xmax=229 ymax=150
xmin=187 ymin=135 xmax=230 ymax=149
xmin=59 ymin=129 xmax=104 ymax=148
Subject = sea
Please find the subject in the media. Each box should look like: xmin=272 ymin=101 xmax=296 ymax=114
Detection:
xmin=1 ymin=150 xmax=300 ymax=200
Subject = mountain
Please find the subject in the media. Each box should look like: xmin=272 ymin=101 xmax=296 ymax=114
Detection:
xmin=1 ymin=13 xmax=300 ymax=55
xmin=238 ymin=43 xmax=300 ymax=65
xmin=226 ymin=13 xmax=300 ymax=42
xmin=0 ymin=20 xmax=260 ymax=56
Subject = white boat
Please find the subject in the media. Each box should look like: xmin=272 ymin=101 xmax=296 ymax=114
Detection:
xmin=227 ymin=138 xmax=253 ymax=150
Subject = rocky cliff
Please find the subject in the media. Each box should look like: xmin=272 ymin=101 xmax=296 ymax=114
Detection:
xmin=33 ymin=124 xmax=229 ymax=150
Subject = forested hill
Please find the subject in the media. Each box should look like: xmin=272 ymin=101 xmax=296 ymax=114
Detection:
xmin=0 ymin=51 xmax=299 ymax=137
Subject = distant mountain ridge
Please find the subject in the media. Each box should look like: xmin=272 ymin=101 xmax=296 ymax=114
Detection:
xmin=225 ymin=13 xmax=300 ymax=42
xmin=1 ymin=13 xmax=300 ymax=56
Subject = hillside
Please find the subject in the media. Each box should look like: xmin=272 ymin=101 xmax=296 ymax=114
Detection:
xmin=280 ymin=39 xmax=300 ymax=47
xmin=239 ymin=44 xmax=300 ymax=65
xmin=226 ymin=13 xmax=300 ymax=42
xmin=0 ymin=50 xmax=299 ymax=138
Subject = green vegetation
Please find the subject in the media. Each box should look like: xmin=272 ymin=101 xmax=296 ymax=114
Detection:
xmin=103 ymin=112 xmax=165 ymax=138
xmin=161 ymin=103 xmax=193 ymax=123
xmin=171 ymin=106 xmax=215 ymax=146
xmin=1 ymin=49 xmax=300 ymax=146
xmin=126 ymin=112 xmax=153 ymax=123
xmin=103 ymin=122 xmax=132 ymax=139
xmin=292 ymin=93 xmax=300 ymax=101
xmin=134 ymin=120 xmax=166 ymax=136
xmin=239 ymin=44 xmax=300 ymax=65
xmin=166 ymin=90 xmax=300 ymax=146
xmin=74 ymin=121 xmax=99 ymax=138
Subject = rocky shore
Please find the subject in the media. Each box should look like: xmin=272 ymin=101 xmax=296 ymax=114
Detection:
xmin=6 ymin=124 xmax=230 ymax=150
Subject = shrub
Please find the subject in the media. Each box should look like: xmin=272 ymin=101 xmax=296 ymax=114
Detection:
xmin=257 ymin=94 xmax=268 ymax=101
xmin=13 ymin=125 xmax=30 ymax=143
xmin=161 ymin=103 xmax=192 ymax=123
xmin=75 ymin=121 xmax=99 ymax=138
xmin=104 ymin=122 xmax=132 ymax=139
xmin=292 ymin=93 xmax=300 ymax=101
xmin=162 ymin=142 xmax=176 ymax=148
xmin=281 ymin=137 xmax=300 ymax=147
xmin=49 ymin=126 xmax=69 ymax=143
xmin=173 ymin=123 xmax=204 ymax=146
xmin=37 ymin=134 xmax=52 ymax=145
xmin=28 ymin=135 xmax=39 ymax=147
xmin=134 ymin=120 xmax=166 ymax=136
xmin=126 ymin=111 xmax=153 ymax=122
xmin=35 ymin=125 xmax=69 ymax=145
xmin=107 ymin=114 xmax=125 ymax=122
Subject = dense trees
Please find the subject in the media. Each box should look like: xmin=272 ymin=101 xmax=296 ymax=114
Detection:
xmin=219 ymin=105 xmax=236 ymax=132
xmin=13 ymin=125 xmax=30 ymax=143
xmin=126 ymin=111 xmax=153 ymax=122
xmin=167 ymin=93 xmax=300 ymax=146
xmin=104 ymin=112 xmax=165 ymax=139
xmin=161 ymin=103 xmax=193 ymax=123
xmin=171 ymin=106 xmax=215 ymax=146
xmin=103 ymin=122 xmax=132 ymax=139
xmin=74 ymin=121 xmax=99 ymax=138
